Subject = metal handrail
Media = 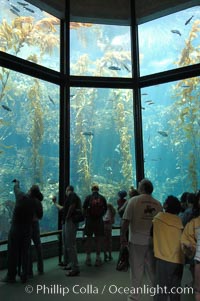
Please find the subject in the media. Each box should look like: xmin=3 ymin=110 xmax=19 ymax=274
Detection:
xmin=0 ymin=226 xmax=121 ymax=246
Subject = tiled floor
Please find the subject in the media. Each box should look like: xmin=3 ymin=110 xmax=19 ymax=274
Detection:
xmin=0 ymin=253 xmax=194 ymax=301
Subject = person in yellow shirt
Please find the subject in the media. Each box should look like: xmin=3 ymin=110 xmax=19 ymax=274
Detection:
xmin=153 ymin=195 xmax=184 ymax=301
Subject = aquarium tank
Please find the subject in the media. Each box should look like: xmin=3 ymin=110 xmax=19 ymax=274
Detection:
xmin=0 ymin=0 xmax=60 ymax=243
xmin=0 ymin=0 xmax=200 ymax=243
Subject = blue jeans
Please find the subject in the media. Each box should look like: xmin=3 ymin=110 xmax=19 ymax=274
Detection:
xmin=62 ymin=223 xmax=69 ymax=265
xmin=64 ymin=219 xmax=79 ymax=272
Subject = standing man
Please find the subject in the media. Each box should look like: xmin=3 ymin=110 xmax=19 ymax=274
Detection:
xmin=52 ymin=195 xmax=70 ymax=269
xmin=63 ymin=185 xmax=82 ymax=276
xmin=83 ymin=184 xmax=107 ymax=267
xmin=120 ymin=178 xmax=162 ymax=301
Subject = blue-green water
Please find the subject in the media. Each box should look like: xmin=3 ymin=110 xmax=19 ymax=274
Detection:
xmin=0 ymin=0 xmax=199 ymax=240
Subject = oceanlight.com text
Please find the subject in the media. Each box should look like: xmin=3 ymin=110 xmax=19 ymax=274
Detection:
xmin=108 ymin=284 xmax=193 ymax=297
xmin=25 ymin=284 xmax=193 ymax=297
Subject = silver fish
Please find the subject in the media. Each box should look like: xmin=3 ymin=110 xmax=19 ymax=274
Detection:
xmin=108 ymin=66 xmax=121 ymax=71
xmin=157 ymin=131 xmax=168 ymax=137
xmin=171 ymin=29 xmax=181 ymax=36
xmin=185 ymin=16 xmax=193 ymax=25
xmin=2 ymin=104 xmax=12 ymax=112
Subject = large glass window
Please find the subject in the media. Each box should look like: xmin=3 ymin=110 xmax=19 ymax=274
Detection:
xmin=0 ymin=0 xmax=60 ymax=71
xmin=1 ymin=0 xmax=199 ymax=246
xmin=70 ymin=87 xmax=136 ymax=224
xmin=139 ymin=6 xmax=200 ymax=76
xmin=0 ymin=69 xmax=59 ymax=241
xmin=70 ymin=23 xmax=132 ymax=77
xmin=142 ymin=76 xmax=200 ymax=202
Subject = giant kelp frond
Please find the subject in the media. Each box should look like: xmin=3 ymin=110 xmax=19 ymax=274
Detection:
xmin=97 ymin=50 xmax=131 ymax=76
xmin=34 ymin=18 xmax=58 ymax=32
xmin=70 ymin=22 xmax=93 ymax=30
xmin=37 ymin=33 xmax=59 ymax=55
xmin=28 ymin=79 xmax=44 ymax=184
xmin=176 ymin=20 xmax=200 ymax=67
xmin=0 ymin=15 xmax=59 ymax=58
xmin=112 ymin=90 xmax=134 ymax=186
xmin=169 ymin=18 xmax=200 ymax=191
xmin=71 ymin=54 xmax=91 ymax=75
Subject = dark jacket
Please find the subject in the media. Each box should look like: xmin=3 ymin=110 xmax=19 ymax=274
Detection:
xmin=11 ymin=182 xmax=43 ymax=226
xmin=63 ymin=192 xmax=81 ymax=220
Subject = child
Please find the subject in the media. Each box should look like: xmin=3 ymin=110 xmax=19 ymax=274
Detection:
xmin=103 ymin=203 xmax=116 ymax=262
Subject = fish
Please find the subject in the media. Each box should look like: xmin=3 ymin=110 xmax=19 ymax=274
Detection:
xmin=10 ymin=8 xmax=20 ymax=16
xmin=48 ymin=95 xmax=55 ymax=105
xmin=24 ymin=7 xmax=35 ymax=13
xmin=105 ymin=166 xmax=112 ymax=171
xmin=171 ymin=29 xmax=181 ymax=36
xmin=142 ymin=93 xmax=148 ymax=96
xmin=108 ymin=66 xmax=121 ymax=71
xmin=114 ymin=144 xmax=120 ymax=154
xmin=150 ymin=158 xmax=161 ymax=161
xmin=157 ymin=131 xmax=168 ymax=137
xmin=17 ymin=2 xmax=29 ymax=6
xmin=2 ymin=104 xmax=12 ymax=112
xmin=182 ymin=85 xmax=190 ymax=88
xmin=147 ymin=101 xmax=155 ymax=105
xmin=82 ymin=131 xmax=94 ymax=136
xmin=185 ymin=16 xmax=193 ymax=25
xmin=122 ymin=63 xmax=131 ymax=72
xmin=145 ymin=100 xmax=153 ymax=103
xmin=10 ymin=5 xmax=20 ymax=12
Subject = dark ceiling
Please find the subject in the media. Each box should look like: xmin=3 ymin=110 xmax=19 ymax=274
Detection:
xmin=27 ymin=0 xmax=198 ymax=24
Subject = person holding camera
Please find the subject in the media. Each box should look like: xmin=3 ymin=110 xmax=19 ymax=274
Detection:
xmin=1 ymin=180 xmax=43 ymax=283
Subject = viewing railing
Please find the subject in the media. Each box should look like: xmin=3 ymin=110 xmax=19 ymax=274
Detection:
xmin=0 ymin=226 xmax=121 ymax=246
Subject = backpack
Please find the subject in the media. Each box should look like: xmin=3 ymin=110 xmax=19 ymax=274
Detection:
xmin=89 ymin=194 xmax=105 ymax=218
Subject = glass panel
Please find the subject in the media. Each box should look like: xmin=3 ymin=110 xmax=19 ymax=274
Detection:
xmin=0 ymin=0 xmax=60 ymax=71
xmin=70 ymin=87 xmax=136 ymax=225
xmin=0 ymin=68 xmax=59 ymax=241
xmin=139 ymin=7 xmax=200 ymax=76
xmin=70 ymin=23 xmax=132 ymax=77
xmin=142 ymin=76 xmax=200 ymax=202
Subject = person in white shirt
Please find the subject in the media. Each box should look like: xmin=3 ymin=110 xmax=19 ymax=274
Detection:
xmin=120 ymin=178 xmax=162 ymax=301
